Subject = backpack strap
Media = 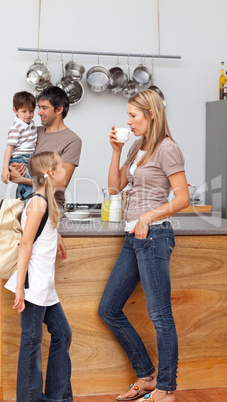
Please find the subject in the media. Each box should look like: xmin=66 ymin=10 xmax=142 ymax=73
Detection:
xmin=24 ymin=193 xmax=49 ymax=289
xmin=32 ymin=194 xmax=49 ymax=243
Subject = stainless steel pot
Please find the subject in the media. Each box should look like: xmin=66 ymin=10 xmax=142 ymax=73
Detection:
xmin=34 ymin=82 xmax=53 ymax=99
xmin=65 ymin=60 xmax=85 ymax=81
xmin=86 ymin=64 xmax=110 ymax=92
xmin=148 ymin=85 xmax=166 ymax=108
xmin=147 ymin=60 xmax=166 ymax=108
xmin=132 ymin=59 xmax=151 ymax=87
xmin=27 ymin=59 xmax=51 ymax=88
xmin=56 ymin=76 xmax=84 ymax=105
xmin=108 ymin=65 xmax=128 ymax=94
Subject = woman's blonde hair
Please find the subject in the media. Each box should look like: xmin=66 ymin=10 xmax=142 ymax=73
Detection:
xmin=128 ymin=89 xmax=174 ymax=167
xmin=28 ymin=151 xmax=60 ymax=228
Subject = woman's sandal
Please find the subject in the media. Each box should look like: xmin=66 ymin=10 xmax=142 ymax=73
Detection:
xmin=138 ymin=389 xmax=174 ymax=402
xmin=116 ymin=376 xmax=156 ymax=401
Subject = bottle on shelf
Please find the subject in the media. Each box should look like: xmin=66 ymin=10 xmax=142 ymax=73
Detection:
xmin=219 ymin=62 xmax=226 ymax=100
xmin=101 ymin=189 xmax=111 ymax=221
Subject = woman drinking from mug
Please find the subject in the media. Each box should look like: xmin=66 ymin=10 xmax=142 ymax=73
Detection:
xmin=98 ymin=89 xmax=189 ymax=402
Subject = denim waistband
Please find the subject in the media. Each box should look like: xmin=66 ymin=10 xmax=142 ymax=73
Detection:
xmin=125 ymin=221 xmax=173 ymax=238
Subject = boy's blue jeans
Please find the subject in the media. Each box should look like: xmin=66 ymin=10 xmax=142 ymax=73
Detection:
xmin=17 ymin=301 xmax=73 ymax=402
xmin=9 ymin=154 xmax=32 ymax=198
xmin=98 ymin=222 xmax=178 ymax=391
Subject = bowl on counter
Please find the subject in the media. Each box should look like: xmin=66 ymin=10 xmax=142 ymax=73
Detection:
xmin=64 ymin=211 xmax=90 ymax=220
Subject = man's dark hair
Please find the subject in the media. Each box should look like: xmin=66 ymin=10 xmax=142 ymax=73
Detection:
xmin=37 ymin=86 xmax=69 ymax=119
xmin=13 ymin=91 xmax=36 ymax=111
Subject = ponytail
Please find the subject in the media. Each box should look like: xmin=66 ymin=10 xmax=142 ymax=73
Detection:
xmin=28 ymin=152 xmax=60 ymax=228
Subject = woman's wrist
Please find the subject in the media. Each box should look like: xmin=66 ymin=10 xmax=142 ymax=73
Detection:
xmin=140 ymin=212 xmax=153 ymax=226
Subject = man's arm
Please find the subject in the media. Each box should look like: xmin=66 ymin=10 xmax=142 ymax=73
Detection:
xmin=63 ymin=162 xmax=76 ymax=188
xmin=9 ymin=165 xmax=33 ymax=186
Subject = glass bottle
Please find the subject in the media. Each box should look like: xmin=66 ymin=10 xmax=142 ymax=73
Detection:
xmin=219 ymin=62 xmax=226 ymax=100
xmin=223 ymin=72 xmax=227 ymax=100
xmin=101 ymin=189 xmax=111 ymax=221
xmin=109 ymin=194 xmax=121 ymax=222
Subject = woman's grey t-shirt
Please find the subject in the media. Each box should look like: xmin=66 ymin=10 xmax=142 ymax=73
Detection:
xmin=123 ymin=137 xmax=185 ymax=222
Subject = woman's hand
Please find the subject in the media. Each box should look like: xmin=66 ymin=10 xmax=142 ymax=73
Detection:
xmin=130 ymin=214 xmax=150 ymax=239
xmin=110 ymin=126 xmax=125 ymax=152
xmin=13 ymin=286 xmax=25 ymax=313
xmin=57 ymin=233 xmax=67 ymax=260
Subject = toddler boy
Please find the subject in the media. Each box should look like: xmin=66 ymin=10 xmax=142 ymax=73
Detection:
xmin=1 ymin=91 xmax=37 ymax=198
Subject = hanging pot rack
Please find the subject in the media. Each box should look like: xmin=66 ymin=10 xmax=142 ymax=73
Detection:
xmin=18 ymin=48 xmax=181 ymax=60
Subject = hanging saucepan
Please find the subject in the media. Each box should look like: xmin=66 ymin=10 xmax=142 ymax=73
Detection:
xmin=148 ymin=85 xmax=166 ymax=108
xmin=27 ymin=59 xmax=51 ymax=88
xmin=56 ymin=56 xmax=84 ymax=105
xmin=132 ymin=56 xmax=151 ymax=87
xmin=123 ymin=59 xmax=138 ymax=98
xmin=86 ymin=56 xmax=110 ymax=92
xmin=65 ymin=61 xmax=85 ymax=81
xmin=68 ymin=81 xmax=84 ymax=105
xmin=65 ymin=54 xmax=85 ymax=81
xmin=148 ymin=59 xmax=166 ymax=108
xmin=56 ymin=76 xmax=84 ymax=105
xmin=108 ymin=57 xmax=128 ymax=94
xmin=34 ymin=82 xmax=53 ymax=100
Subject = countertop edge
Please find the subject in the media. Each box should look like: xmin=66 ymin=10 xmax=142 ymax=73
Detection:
xmin=58 ymin=216 xmax=227 ymax=236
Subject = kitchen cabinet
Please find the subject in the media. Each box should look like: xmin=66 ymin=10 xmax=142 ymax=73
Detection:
xmin=205 ymin=100 xmax=227 ymax=217
xmin=1 ymin=217 xmax=227 ymax=399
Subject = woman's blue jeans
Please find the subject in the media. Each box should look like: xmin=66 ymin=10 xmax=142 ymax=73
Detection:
xmin=9 ymin=154 xmax=32 ymax=198
xmin=98 ymin=222 xmax=178 ymax=391
xmin=17 ymin=301 xmax=73 ymax=402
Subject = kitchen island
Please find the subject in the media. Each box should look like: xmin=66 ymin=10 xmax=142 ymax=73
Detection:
xmin=1 ymin=215 xmax=227 ymax=399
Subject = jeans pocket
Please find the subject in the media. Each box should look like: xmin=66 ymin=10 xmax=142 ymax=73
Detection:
xmin=152 ymin=234 xmax=175 ymax=259
xmin=166 ymin=235 xmax=175 ymax=255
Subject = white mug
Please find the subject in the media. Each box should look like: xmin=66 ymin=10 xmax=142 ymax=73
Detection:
xmin=115 ymin=128 xmax=132 ymax=143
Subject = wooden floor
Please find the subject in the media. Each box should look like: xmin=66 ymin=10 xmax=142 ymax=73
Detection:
xmin=1 ymin=388 xmax=227 ymax=401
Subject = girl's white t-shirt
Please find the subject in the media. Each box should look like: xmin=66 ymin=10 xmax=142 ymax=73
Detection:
xmin=5 ymin=196 xmax=59 ymax=307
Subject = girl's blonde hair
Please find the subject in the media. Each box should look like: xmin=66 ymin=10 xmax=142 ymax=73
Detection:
xmin=128 ymin=89 xmax=174 ymax=167
xmin=28 ymin=151 xmax=60 ymax=228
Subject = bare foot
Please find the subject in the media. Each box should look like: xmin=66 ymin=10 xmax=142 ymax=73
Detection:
xmin=117 ymin=376 xmax=157 ymax=400
xmin=148 ymin=389 xmax=175 ymax=402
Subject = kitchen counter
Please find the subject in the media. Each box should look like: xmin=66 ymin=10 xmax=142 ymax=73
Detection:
xmin=1 ymin=215 xmax=227 ymax=399
xmin=58 ymin=215 xmax=227 ymax=236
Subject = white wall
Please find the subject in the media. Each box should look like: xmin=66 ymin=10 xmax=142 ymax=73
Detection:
xmin=0 ymin=0 xmax=226 ymax=204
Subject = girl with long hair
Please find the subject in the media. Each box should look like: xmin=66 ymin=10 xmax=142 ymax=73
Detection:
xmin=5 ymin=151 xmax=73 ymax=402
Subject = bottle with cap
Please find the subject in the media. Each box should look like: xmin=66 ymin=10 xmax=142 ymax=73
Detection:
xmin=223 ymin=72 xmax=227 ymax=100
xmin=109 ymin=194 xmax=121 ymax=222
xmin=219 ymin=61 xmax=226 ymax=99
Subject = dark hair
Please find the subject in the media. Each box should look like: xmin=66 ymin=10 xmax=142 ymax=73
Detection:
xmin=13 ymin=91 xmax=36 ymax=111
xmin=37 ymin=86 xmax=69 ymax=119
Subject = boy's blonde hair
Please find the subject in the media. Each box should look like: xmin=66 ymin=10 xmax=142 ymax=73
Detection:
xmin=128 ymin=89 xmax=174 ymax=167
xmin=28 ymin=152 xmax=60 ymax=228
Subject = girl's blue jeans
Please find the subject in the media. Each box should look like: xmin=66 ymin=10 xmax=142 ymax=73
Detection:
xmin=17 ymin=301 xmax=73 ymax=402
xmin=9 ymin=154 xmax=32 ymax=198
xmin=98 ymin=222 xmax=178 ymax=391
